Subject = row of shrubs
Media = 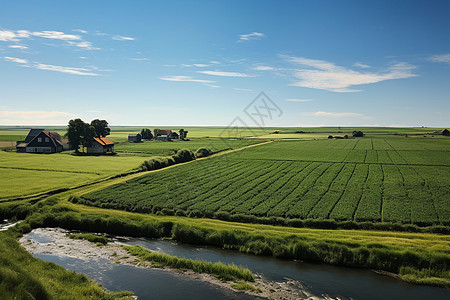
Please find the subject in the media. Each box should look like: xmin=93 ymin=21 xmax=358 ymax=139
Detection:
xmin=9 ymin=209 xmax=449 ymax=288
xmin=68 ymin=197 xmax=450 ymax=234
xmin=139 ymin=148 xmax=213 ymax=171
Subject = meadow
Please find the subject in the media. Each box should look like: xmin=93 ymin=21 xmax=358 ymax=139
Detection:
xmin=80 ymin=135 xmax=450 ymax=226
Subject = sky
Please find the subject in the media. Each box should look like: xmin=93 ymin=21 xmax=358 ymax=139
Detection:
xmin=0 ymin=0 xmax=449 ymax=127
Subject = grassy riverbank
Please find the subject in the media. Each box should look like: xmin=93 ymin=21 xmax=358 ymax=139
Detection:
xmin=0 ymin=230 xmax=133 ymax=299
xmin=4 ymin=196 xmax=448 ymax=288
xmin=123 ymin=245 xmax=255 ymax=282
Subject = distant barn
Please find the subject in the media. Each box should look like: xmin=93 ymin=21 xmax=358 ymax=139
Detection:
xmin=155 ymin=130 xmax=179 ymax=141
xmin=16 ymin=129 xmax=64 ymax=153
xmin=128 ymin=133 xmax=142 ymax=143
xmin=87 ymin=137 xmax=115 ymax=154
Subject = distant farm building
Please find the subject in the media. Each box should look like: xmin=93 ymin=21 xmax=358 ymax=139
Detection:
xmin=128 ymin=133 xmax=142 ymax=143
xmin=155 ymin=130 xmax=179 ymax=141
xmin=87 ymin=137 xmax=115 ymax=154
xmin=442 ymin=129 xmax=449 ymax=136
xmin=16 ymin=129 xmax=65 ymax=153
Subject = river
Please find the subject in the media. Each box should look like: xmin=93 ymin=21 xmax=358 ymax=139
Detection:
xmin=20 ymin=228 xmax=450 ymax=300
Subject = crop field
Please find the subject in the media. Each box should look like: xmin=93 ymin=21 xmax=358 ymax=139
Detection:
xmin=80 ymin=136 xmax=450 ymax=226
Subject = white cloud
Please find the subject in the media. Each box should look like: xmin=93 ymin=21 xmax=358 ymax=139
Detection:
xmin=159 ymin=75 xmax=214 ymax=83
xmin=253 ymin=65 xmax=274 ymax=71
xmin=282 ymin=55 xmax=417 ymax=92
xmin=0 ymin=29 xmax=99 ymax=50
xmin=286 ymin=99 xmax=312 ymax=102
xmin=182 ymin=63 xmax=209 ymax=67
xmin=4 ymin=56 xmax=28 ymax=64
xmin=429 ymin=54 xmax=450 ymax=63
xmin=0 ymin=30 xmax=20 ymax=41
xmin=209 ymin=60 xmax=220 ymax=65
xmin=67 ymin=41 xmax=99 ymax=50
xmin=73 ymin=29 xmax=88 ymax=34
xmin=312 ymin=111 xmax=365 ymax=117
xmin=353 ymin=62 xmax=370 ymax=68
xmin=8 ymin=45 xmax=28 ymax=50
xmin=0 ymin=110 xmax=78 ymax=125
xmin=205 ymin=84 xmax=220 ymax=88
xmin=239 ymin=32 xmax=265 ymax=41
xmin=34 ymin=63 xmax=100 ymax=76
xmin=112 ymin=35 xmax=135 ymax=41
xmin=197 ymin=70 xmax=254 ymax=77
xmin=31 ymin=30 xmax=81 ymax=40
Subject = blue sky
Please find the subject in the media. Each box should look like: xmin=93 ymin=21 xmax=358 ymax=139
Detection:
xmin=0 ymin=0 xmax=449 ymax=127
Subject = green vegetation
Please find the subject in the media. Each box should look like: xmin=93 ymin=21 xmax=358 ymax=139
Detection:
xmin=80 ymin=137 xmax=450 ymax=226
xmin=2 ymin=195 xmax=448 ymax=288
xmin=0 ymin=230 xmax=133 ymax=299
xmin=123 ymin=245 xmax=254 ymax=282
xmin=67 ymin=233 xmax=108 ymax=245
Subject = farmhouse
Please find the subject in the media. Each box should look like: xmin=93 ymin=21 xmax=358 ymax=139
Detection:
xmin=16 ymin=129 xmax=64 ymax=153
xmin=155 ymin=130 xmax=179 ymax=141
xmin=128 ymin=133 xmax=142 ymax=143
xmin=87 ymin=137 xmax=115 ymax=154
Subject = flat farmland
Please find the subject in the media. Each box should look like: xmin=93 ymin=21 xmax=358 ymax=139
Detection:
xmin=80 ymin=136 xmax=450 ymax=226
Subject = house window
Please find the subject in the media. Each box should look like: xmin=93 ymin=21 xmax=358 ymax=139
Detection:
xmin=45 ymin=138 xmax=49 ymax=142
xmin=38 ymin=138 xmax=42 ymax=142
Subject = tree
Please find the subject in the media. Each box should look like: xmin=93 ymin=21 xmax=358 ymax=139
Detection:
xmin=154 ymin=128 xmax=160 ymax=137
xmin=90 ymin=119 xmax=110 ymax=138
xmin=352 ymin=131 xmax=364 ymax=137
xmin=141 ymin=128 xmax=153 ymax=139
xmin=65 ymin=119 xmax=95 ymax=152
xmin=179 ymin=129 xmax=188 ymax=140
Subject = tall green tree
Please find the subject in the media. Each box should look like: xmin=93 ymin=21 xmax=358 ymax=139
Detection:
xmin=179 ymin=129 xmax=188 ymax=140
xmin=90 ymin=119 xmax=110 ymax=138
xmin=65 ymin=119 xmax=96 ymax=153
xmin=140 ymin=128 xmax=153 ymax=139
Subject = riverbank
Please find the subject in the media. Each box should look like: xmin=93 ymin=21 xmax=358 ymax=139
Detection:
xmin=19 ymin=227 xmax=316 ymax=300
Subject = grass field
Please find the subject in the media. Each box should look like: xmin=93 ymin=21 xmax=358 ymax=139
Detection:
xmin=80 ymin=135 xmax=450 ymax=226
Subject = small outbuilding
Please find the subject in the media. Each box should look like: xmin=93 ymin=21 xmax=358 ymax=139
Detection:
xmin=87 ymin=137 xmax=115 ymax=154
xmin=128 ymin=133 xmax=142 ymax=143
xmin=155 ymin=130 xmax=179 ymax=141
xmin=442 ymin=129 xmax=449 ymax=136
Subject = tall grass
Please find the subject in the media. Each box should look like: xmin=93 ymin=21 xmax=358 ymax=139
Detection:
xmin=124 ymin=245 xmax=254 ymax=282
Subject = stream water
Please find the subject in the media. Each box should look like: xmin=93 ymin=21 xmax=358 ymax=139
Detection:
xmin=22 ymin=230 xmax=450 ymax=300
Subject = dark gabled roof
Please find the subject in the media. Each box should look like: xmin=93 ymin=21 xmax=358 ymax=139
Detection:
xmin=48 ymin=131 xmax=61 ymax=141
xmin=128 ymin=133 xmax=141 ymax=137
xmin=24 ymin=129 xmax=44 ymax=143
xmin=156 ymin=130 xmax=172 ymax=136
xmin=93 ymin=137 xmax=114 ymax=146
xmin=27 ymin=131 xmax=62 ymax=148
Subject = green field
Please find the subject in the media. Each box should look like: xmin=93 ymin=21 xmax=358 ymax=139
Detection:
xmin=80 ymin=135 xmax=450 ymax=226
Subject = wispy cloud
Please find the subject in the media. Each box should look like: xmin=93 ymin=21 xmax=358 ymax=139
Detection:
xmin=286 ymin=99 xmax=312 ymax=102
xmin=34 ymin=63 xmax=100 ymax=76
xmin=209 ymin=60 xmax=221 ymax=65
xmin=73 ymin=29 xmax=88 ymax=34
xmin=429 ymin=54 xmax=450 ymax=64
xmin=182 ymin=63 xmax=209 ymax=67
xmin=0 ymin=29 xmax=98 ymax=50
xmin=353 ymin=62 xmax=370 ymax=68
xmin=4 ymin=56 xmax=28 ymax=64
xmin=253 ymin=65 xmax=274 ymax=71
xmin=282 ymin=55 xmax=417 ymax=92
xmin=312 ymin=111 xmax=365 ymax=117
xmin=8 ymin=45 xmax=28 ymax=50
xmin=159 ymin=75 xmax=214 ymax=84
xmin=197 ymin=70 xmax=254 ymax=77
xmin=112 ymin=35 xmax=135 ymax=41
xmin=239 ymin=32 xmax=265 ymax=41
xmin=0 ymin=110 xmax=78 ymax=125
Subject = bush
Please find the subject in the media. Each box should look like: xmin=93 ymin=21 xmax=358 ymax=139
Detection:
xmin=195 ymin=148 xmax=213 ymax=158
xmin=352 ymin=131 xmax=364 ymax=137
